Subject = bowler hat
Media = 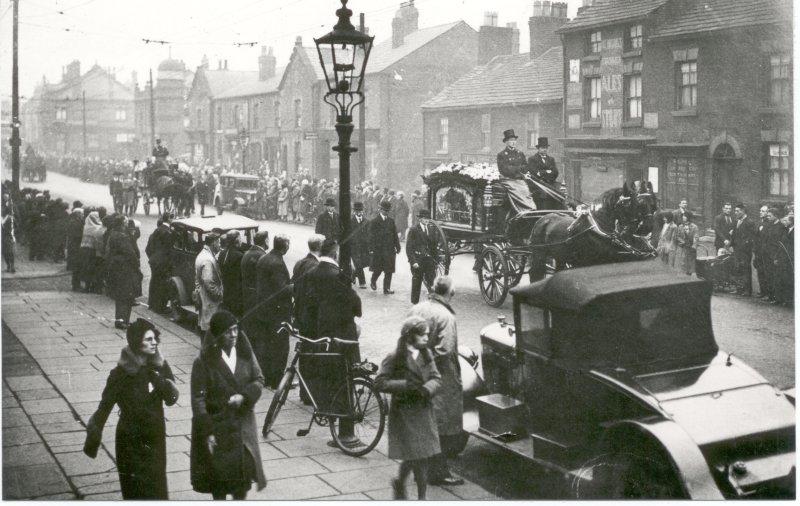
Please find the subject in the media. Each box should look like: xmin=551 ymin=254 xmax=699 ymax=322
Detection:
xmin=325 ymin=197 xmax=336 ymax=207
xmin=417 ymin=208 xmax=431 ymax=218
xmin=353 ymin=201 xmax=364 ymax=211
xmin=380 ymin=200 xmax=392 ymax=211
xmin=502 ymin=129 xmax=518 ymax=143
xmin=535 ymin=137 xmax=549 ymax=148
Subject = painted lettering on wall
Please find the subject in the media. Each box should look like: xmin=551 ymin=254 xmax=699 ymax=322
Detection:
xmin=601 ymin=108 xmax=622 ymax=129
xmin=603 ymin=38 xmax=622 ymax=51
xmin=601 ymin=74 xmax=622 ymax=93
xmin=569 ymin=59 xmax=581 ymax=83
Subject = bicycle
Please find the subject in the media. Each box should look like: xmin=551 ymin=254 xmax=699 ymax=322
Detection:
xmin=261 ymin=322 xmax=387 ymax=457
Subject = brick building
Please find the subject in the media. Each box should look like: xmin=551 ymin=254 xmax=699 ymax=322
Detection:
xmin=26 ymin=61 xmax=136 ymax=159
xmin=277 ymin=1 xmax=478 ymax=191
xmin=133 ymin=58 xmax=193 ymax=159
xmin=558 ymin=0 xmax=793 ymax=225
xmin=421 ymin=4 xmax=566 ymax=170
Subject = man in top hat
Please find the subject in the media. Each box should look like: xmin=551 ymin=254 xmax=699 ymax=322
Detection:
xmin=527 ymin=137 xmax=559 ymax=185
xmin=152 ymin=138 xmax=169 ymax=162
xmin=406 ymin=208 xmax=438 ymax=304
xmin=350 ymin=202 xmax=370 ymax=289
xmin=315 ymin=197 xmax=340 ymax=241
xmin=369 ymin=199 xmax=401 ymax=294
xmin=496 ymin=129 xmax=537 ymax=215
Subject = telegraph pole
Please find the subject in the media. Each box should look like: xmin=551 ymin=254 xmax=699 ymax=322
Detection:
xmin=10 ymin=0 xmax=21 ymax=191
xmin=149 ymin=68 xmax=156 ymax=148
xmin=82 ymin=91 xmax=87 ymax=157
xmin=357 ymin=12 xmax=366 ymax=182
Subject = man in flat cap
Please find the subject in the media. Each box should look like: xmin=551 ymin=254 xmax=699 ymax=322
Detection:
xmin=369 ymin=199 xmax=401 ymax=294
xmin=406 ymin=208 xmax=438 ymax=304
xmin=315 ymin=197 xmax=340 ymax=241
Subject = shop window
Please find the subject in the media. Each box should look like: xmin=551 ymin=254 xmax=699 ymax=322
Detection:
xmin=626 ymin=25 xmax=642 ymax=51
xmin=625 ymin=74 xmax=642 ymax=119
xmin=676 ymin=61 xmax=697 ymax=110
xmin=586 ymin=77 xmax=601 ymax=120
xmin=768 ymin=143 xmax=791 ymax=196
xmin=769 ymin=54 xmax=791 ymax=107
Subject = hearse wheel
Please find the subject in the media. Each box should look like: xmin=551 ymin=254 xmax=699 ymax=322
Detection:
xmin=478 ymin=245 xmax=509 ymax=307
xmin=573 ymin=439 xmax=687 ymax=499
xmin=429 ymin=221 xmax=451 ymax=276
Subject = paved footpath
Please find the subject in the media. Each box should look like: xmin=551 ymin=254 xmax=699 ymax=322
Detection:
xmin=1 ymin=288 xmax=498 ymax=500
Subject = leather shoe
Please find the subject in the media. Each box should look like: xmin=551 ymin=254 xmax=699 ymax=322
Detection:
xmin=358 ymin=284 xmax=367 ymax=289
xmin=429 ymin=475 xmax=464 ymax=486
xmin=392 ymin=478 xmax=406 ymax=499
xmin=370 ymin=282 xmax=377 ymax=291
xmin=383 ymin=289 xmax=395 ymax=295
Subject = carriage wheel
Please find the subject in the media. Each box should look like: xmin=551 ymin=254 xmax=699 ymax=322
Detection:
xmin=429 ymin=221 xmax=451 ymax=276
xmin=478 ymin=245 xmax=510 ymax=307
xmin=506 ymin=252 xmax=528 ymax=287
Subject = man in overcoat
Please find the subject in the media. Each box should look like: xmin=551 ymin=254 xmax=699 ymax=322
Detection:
xmin=292 ymin=234 xmax=323 ymax=336
xmin=731 ymin=203 xmax=756 ymax=296
xmin=408 ymin=276 xmax=464 ymax=486
xmin=314 ymin=197 xmax=340 ymax=241
xmin=350 ymin=202 xmax=370 ymax=288
xmin=754 ymin=205 xmax=772 ymax=297
xmin=526 ymin=137 xmax=559 ymax=185
xmin=497 ymin=129 xmax=537 ymax=214
xmin=763 ymin=207 xmax=785 ymax=303
xmin=713 ymin=202 xmax=734 ymax=252
xmin=394 ymin=191 xmax=410 ymax=241
xmin=109 ymin=173 xmax=124 ymax=214
xmin=219 ymin=230 xmax=245 ymax=317
xmin=369 ymin=200 xmax=401 ymax=294
xmin=406 ymin=209 xmax=437 ymax=304
xmin=194 ymin=233 xmax=223 ymax=337
xmin=145 ymin=213 xmax=174 ymax=313
xmin=239 ymin=230 xmax=268 ymax=346
xmin=255 ymin=234 xmax=292 ymax=388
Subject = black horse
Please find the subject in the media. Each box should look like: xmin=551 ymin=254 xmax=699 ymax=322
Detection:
xmin=529 ymin=182 xmax=656 ymax=280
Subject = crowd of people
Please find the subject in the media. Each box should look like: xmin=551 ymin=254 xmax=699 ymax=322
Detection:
xmin=656 ymin=198 xmax=794 ymax=305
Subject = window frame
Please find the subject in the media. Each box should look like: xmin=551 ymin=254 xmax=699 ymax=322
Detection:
xmin=769 ymin=54 xmax=791 ymax=108
xmin=481 ymin=113 xmax=491 ymax=150
xmin=767 ymin=143 xmax=792 ymax=197
xmin=589 ymin=30 xmax=602 ymax=54
xmin=293 ymin=98 xmax=302 ymax=129
xmin=439 ymin=117 xmax=449 ymax=153
xmin=626 ymin=24 xmax=643 ymax=51
xmin=585 ymin=76 xmax=602 ymax=120
xmin=624 ymin=74 xmax=642 ymax=120
xmin=676 ymin=60 xmax=698 ymax=110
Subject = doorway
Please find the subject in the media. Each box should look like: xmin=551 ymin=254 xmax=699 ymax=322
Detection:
xmin=712 ymin=143 xmax=737 ymax=214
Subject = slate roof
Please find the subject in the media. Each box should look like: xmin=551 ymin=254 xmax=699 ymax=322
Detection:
xmin=650 ymin=0 xmax=786 ymax=38
xmin=558 ymin=0 xmax=671 ymax=32
xmin=365 ymin=21 xmax=466 ymax=74
xmin=204 ymin=70 xmax=260 ymax=97
xmin=215 ymin=67 xmax=286 ymax=99
xmin=420 ymin=47 xmax=563 ymax=110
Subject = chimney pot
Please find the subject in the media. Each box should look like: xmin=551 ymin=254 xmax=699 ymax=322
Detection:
xmin=295 ymin=36 xmax=303 ymax=46
xmin=483 ymin=11 xmax=498 ymax=27
xmin=506 ymin=22 xmax=518 ymax=29
xmin=542 ymin=1 xmax=551 ymax=16
xmin=533 ymin=0 xmax=543 ymax=17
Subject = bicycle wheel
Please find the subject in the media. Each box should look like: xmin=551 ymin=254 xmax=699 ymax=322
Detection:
xmin=329 ymin=378 xmax=386 ymax=457
xmin=262 ymin=368 xmax=294 ymax=438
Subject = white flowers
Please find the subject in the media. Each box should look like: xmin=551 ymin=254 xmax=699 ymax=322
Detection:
xmin=427 ymin=162 xmax=501 ymax=182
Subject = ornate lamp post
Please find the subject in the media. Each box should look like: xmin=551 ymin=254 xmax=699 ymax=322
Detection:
xmin=238 ymin=127 xmax=249 ymax=173
xmin=315 ymin=0 xmax=373 ymax=278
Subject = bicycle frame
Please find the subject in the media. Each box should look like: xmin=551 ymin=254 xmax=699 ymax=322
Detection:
xmin=286 ymin=340 xmax=356 ymax=421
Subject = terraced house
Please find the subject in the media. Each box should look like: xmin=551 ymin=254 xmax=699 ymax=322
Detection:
xmin=559 ymin=0 xmax=792 ymax=225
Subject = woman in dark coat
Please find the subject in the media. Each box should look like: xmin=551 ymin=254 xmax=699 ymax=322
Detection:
xmin=190 ymin=310 xmax=267 ymax=499
xmin=84 ymin=319 xmax=179 ymax=499
xmin=375 ymin=316 xmax=442 ymax=500
xmin=106 ymin=215 xmax=142 ymax=329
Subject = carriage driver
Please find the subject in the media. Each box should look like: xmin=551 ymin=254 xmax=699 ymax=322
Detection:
xmin=152 ymin=138 xmax=169 ymax=162
xmin=496 ymin=129 xmax=538 ymax=215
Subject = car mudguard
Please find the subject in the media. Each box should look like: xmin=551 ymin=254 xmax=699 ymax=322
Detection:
xmin=603 ymin=418 xmax=724 ymax=500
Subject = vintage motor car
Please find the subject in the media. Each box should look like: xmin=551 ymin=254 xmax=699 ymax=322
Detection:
xmin=212 ymin=173 xmax=261 ymax=216
xmin=462 ymin=261 xmax=795 ymax=499
xmin=166 ymin=213 xmax=259 ymax=325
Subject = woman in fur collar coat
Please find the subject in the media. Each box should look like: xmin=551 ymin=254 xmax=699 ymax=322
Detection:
xmin=84 ymin=319 xmax=179 ymax=499
xmin=190 ymin=310 xmax=267 ymax=499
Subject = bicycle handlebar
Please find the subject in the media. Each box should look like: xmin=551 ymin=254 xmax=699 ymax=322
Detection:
xmin=278 ymin=322 xmax=359 ymax=346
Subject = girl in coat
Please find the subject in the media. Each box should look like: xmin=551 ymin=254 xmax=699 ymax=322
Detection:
xmin=656 ymin=213 xmax=677 ymax=267
xmin=106 ymin=215 xmax=142 ymax=329
xmin=675 ymin=211 xmax=700 ymax=276
xmin=84 ymin=319 xmax=179 ymax=499
xmin=190 ymin=310 xmax=267 ymax=499
xmin=375 ymin=316 xmax=442 ymax=500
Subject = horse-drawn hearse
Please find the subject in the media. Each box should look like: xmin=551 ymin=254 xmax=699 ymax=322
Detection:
xmin=423 ymin=162 xmax=656 ymax=307
xmin=140 ymin=160 xmax=194 ymax=217
xmin=458 ymin=261 xmax=795 ymax=498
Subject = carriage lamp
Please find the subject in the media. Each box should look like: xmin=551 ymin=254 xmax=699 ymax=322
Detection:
xmin=315 ymin=0 xmax=374 ymax=278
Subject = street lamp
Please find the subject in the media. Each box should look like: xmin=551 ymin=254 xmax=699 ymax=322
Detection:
xmin=238 ymin=127 xmax=249 ymax=173
xmin=315 ymin=0 xmax=373 ymax=279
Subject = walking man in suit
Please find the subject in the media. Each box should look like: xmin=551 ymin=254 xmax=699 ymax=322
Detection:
xmin=255 ymin=234 xmax=293 ymax=388
xmin=350 ymin=202 xmax=370 ymax=289
xmin=315 ymin=197 xmax=340 ymax=241
xmin=731 ymin=203 xmax=756 ymax=296
xmin=369 ymin=200 xmax=401 ymax=294
xmin=406 ymin=209 xmax=438 ymax=304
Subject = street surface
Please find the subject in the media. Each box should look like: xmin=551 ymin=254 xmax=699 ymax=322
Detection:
xmin=3 ymin=170 xmax=795 ymax=499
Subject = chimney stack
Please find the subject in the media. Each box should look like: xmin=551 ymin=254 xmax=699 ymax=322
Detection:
xmin=259 ymin=46 xmax=277 ymax=81
xmin=478 ymin=12 xmax=520 ymax=64
xmin=295 ymin=36 xmax=303 ymax=47
xmin=64 ymin=60 xmax=81 ymax=82
xmin=529 ymin=1 xmax=568 ymax=58
xmin=392 ymin=0 xmax=419 ymax=48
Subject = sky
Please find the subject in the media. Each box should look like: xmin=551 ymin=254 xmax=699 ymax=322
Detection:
xmin=0 ymin=0 xmax=586 ymax=101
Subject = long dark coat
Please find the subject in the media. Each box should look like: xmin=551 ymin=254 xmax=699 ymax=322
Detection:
xmin=291 ymin=253 xmax=319 ymax=336
xmin=255 ymin=250 xmax=292 ymax=387
xmin=526 ymin=153 xmax=559 ymax=184
xmin=219 ymin=246 xmax=245 ymax=317
xmin=394 ymin=198 xmax=409 ymax=234
xmin=375 ymin=348 xmax=441 ymax=461
xmin=145 ymin=224 xmax=173 ymax=312
xmin=106 ymin=230 xmax=142 ymax=302
xmin=350 ymin=214 xmax=370 ymax=269
xmin=240 ymin=245 xmax=267 ymax=316
xmin=87 ymin=348 xmax=179 ymax=499
xmin=306 ymin=260 xmax=362 ymax=342
xmin=190 ymin=336 xmax=267 ymax=495
xmin=314 ymin=211 xmax=340 ymax=241
xmin=66 ymin=213 xmax=84 ymax=271
xmin=369 ymin=214 xmax=400 ymax=273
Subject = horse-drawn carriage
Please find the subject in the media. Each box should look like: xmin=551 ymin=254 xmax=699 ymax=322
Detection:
xmin=423 ymin=162 xmax=656 ymax=307
xmin=22 ymin=152 xmax=46 ymax=182
xmin=140 ymin=160 xmax=193 ymax=217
